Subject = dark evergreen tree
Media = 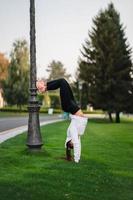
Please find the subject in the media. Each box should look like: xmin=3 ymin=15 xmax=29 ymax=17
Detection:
xmin=79 ymin=3 xmax=133 ymax=122
xmin=72 ymin=78 xmax=89 ymax=109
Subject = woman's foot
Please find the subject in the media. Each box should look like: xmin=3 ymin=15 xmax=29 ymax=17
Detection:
xmin=74 ymin=109 xmax=84 ymax=117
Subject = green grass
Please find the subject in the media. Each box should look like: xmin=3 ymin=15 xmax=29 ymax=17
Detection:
xmin=0 ymin=119 xmax=133 ymax=200
xmin=0 ymin=111 xmax=28 ymax=117
xmin=0 ymin=112 xmax=57 ymax=118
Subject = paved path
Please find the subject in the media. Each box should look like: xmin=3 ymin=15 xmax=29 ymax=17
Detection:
xmin=0 ymin=118 xmax=64 ymax=144
xmin=0 ymin=115 xmax=61 ymax=132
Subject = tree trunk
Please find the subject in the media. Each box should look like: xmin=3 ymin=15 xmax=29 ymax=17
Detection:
xmin=108 ymin=111 xmax=113 ymax=122
xmin=115 ymin=112 xmax=120 ymax=123
xmin=19 ymin=105 xmax=22 ymax=112
xmin=17 ymin=104 xmax=22 ymax=112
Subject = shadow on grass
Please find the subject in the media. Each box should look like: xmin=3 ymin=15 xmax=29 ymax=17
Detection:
xmin=89 ymin=117 xmax=133 ymax=124
xmin=21 ymin=148 xmax=52 ymax=158
xmin=89 ymin=118 xmax=111 ymax=123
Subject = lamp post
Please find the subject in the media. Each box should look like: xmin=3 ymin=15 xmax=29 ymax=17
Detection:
xmin=27 ymin=0 xmax=43 ymax=149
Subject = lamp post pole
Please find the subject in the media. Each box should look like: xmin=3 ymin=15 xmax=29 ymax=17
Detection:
xmin=27 ymin=0 xmax=43 ymax=149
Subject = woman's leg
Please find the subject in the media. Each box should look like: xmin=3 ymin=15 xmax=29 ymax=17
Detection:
xmin=47 ymin=78 xmax=80 ymax=114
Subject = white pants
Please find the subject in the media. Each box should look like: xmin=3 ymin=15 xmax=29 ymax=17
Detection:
xmin=65 ymin=115 xmax=88 ymax=163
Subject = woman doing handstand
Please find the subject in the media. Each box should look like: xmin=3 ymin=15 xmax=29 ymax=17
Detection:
xmin=36 ymin=78 xmax=88 ymax=163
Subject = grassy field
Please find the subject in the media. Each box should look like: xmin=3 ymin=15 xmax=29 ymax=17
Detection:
xmin=0 ymin=112 xmax=57 ymax=118
xmin=0 ymin=119 xmax=133 ymax=200
xmin=0 ymin=112 xmax=28 ymax=117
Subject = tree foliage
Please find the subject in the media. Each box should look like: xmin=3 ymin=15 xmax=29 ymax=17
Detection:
xmin=46 ymin=60 xmax=71 ymax=81
xmin=79 ymin=3 xmax=133 ymax=122
xmin=72 ymin=71 xmax=89 ymax=109
xmin=46 ymin=60 xmax=71 ymax=108
xmin=0 ymin=53 xmax=9 ymax=84
xmin=2 ymin=39 xmax=29 ymax=108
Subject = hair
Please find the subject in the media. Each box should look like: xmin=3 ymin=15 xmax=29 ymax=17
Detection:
xmin=67 ymin=140 xmax=73 ymax=149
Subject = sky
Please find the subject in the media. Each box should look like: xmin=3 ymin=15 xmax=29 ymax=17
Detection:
xmin=0 ymin=0 xmax=133 ymax=79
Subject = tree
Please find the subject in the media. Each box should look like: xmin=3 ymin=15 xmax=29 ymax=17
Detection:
xmin=71 ymin=70 xmax=89 ymax=109
xmin=79 ymin=3 xmax=133 ymax=122
xmin=2 ymin=39 xmax=29 ymax=108
xmin=0 ymin=53 xmax=9 ymax=85
xmin=46 ymin=60 xmax=71 ymax=109
xmin=46 ymin=60 xmax=71 ymax=81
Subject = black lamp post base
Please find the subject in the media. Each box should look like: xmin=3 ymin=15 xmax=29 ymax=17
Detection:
xmin=27 ymin=144 xmax=43 ymax=151
xmin=27 ymin=103 xmax=43 ymax=150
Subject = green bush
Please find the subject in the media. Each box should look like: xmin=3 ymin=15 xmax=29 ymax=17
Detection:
xmin=0 ymin=106 xmax=28 ymax=113
xmin=0 ymin=106 xmax=62 ymax=114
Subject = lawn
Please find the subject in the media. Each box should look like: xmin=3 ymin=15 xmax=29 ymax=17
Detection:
xmin=0 ymin=119 xmax=133 ymax=200
xmin=0 ymin=111 xmax=28 ymax=118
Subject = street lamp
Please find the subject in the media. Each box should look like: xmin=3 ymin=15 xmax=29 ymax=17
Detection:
xmin=27 ymin=0 xmax=43 ymax=149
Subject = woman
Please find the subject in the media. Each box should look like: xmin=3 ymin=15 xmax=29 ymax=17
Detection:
xmin=36 ymin=78 xmax=88 ymax=163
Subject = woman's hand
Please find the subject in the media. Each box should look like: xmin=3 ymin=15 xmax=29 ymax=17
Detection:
xmin=36 ymin=80 xmax=47 ymax=93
